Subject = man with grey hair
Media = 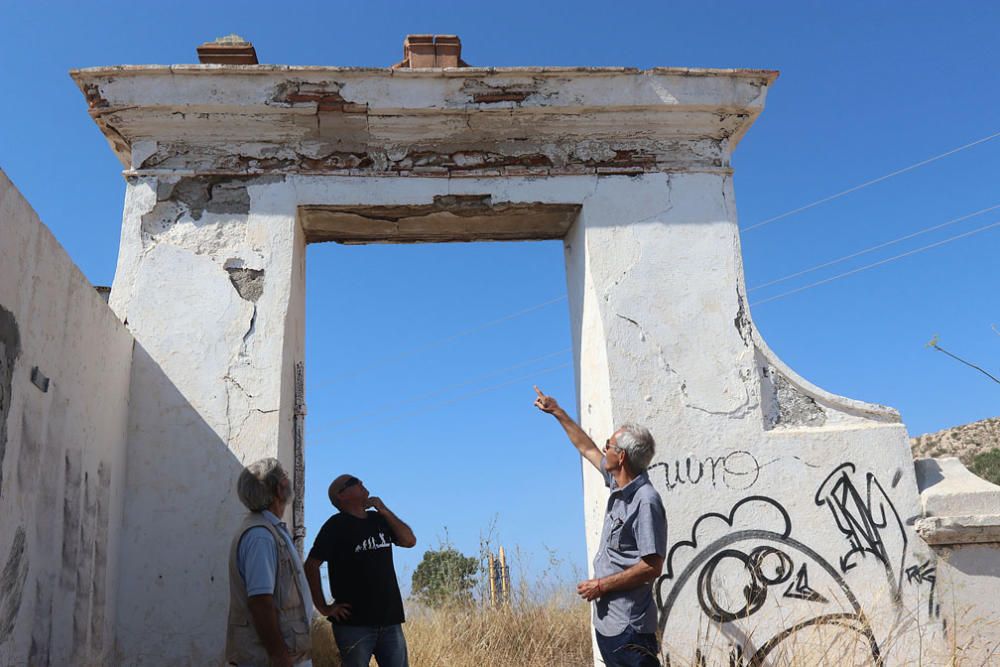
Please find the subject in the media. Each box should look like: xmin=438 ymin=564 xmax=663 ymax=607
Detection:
xmin=226 ymin=458 xmax=312 ymax=667
xmin=534 ymin=386 xmax=666 ymax=667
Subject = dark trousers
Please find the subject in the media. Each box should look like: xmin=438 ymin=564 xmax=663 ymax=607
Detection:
xmin=331 ymin=623 xmax=409 ymax=667
xmin=595 ymin=628 xmax=661 ymax=667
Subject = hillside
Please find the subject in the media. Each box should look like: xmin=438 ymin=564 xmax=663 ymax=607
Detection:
xmin=910 ymin=416 xmax=1000 ymax=464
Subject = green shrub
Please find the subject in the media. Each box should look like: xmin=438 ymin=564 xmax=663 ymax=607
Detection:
xmin=971 ymin=448 xmax=1000 ymax=486
xmin=411 ymin=546 xmax=479 ymax=608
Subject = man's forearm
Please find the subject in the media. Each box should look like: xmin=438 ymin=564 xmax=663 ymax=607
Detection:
xmin=599 ymin=559 xmax=661 ymax=594
xmin=552 ymin=408 xmax=602 ymax=462
xmin=246 ymin=594 xmax=289 ymax=661
xmin=380 ymin=505 xmax=417 ymax=547
xmin=304 ymin=559 xmax=329 ymax=611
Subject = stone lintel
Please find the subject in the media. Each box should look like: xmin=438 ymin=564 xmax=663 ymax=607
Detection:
xmin=300 ymin=197 xmax=580 ymax=244
xmin=70 ymin=66 xmax=778 ymax=176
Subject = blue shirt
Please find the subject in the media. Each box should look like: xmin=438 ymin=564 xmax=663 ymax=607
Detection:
xmin=236 ymin=510 xmax=313 ymax=619
xmin=593 ymin=461 xmax=667 ymax=636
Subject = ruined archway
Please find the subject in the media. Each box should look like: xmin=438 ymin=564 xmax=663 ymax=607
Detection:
xmin=72 ymin=54 xmax=943 ymax=665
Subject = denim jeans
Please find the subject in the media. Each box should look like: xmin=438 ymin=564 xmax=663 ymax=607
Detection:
xmin=595 ymin=628 xmax=661 ymax=667
xmin=331 ymin=623 xmax=409 ymax=667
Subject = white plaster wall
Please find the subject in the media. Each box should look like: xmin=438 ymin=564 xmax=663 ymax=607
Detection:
xmin=562 ymin=172 xmax=945 ymax=664
xmin=0 ymin=168 xmax=133 ymax=666
xmin=915 ymin=458 xmax=1000 ymax=662
xmin=108 ymin=171 xmax=953 ymax=665
xmin=109 ymin=175 xmax=304 ymax=665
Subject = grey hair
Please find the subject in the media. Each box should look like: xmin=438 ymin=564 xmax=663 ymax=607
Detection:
xmin=616 ymin=423 xmax=656 ymax=472
xmin=237 ymin=458 xmax=287 ymax=512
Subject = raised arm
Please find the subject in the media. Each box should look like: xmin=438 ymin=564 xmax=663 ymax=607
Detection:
xmin=533 ymin=386 xmax=604 ymax=471
xmin=367 ymin=497 xmax=417 ymax=548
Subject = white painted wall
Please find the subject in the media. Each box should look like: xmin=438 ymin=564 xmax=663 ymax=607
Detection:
xmin=916 ymin=458 xmax=1000 ymax=662
xmin=65 ymin=64 xmax=994 ymax=665
xmin=107 ymin=171 xmax=954 ymax=664
xmin=0 ymin=168 xmax=133 ymax=666
xmin=563 ymin=172 xmax=944 ymax=665
xmin=108 ymin=174 xmax=305 ymax=665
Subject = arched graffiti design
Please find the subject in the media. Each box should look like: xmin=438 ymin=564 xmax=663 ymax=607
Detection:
xmin=656 ymin=492 xmax=884 ymax=666
xmin=696 ymin=546 xmax=793 ymax=623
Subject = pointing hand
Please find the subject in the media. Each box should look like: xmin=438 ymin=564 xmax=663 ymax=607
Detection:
xmin=533 ymin=385 xmax=561 ymax=414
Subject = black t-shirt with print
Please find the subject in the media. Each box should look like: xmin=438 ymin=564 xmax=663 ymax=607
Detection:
xmin=308 ymin=510 xmax=405 ymax=626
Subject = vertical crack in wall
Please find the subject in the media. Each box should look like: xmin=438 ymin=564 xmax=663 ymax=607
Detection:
xmin=227 ymin=267 xmax=264 ymax=358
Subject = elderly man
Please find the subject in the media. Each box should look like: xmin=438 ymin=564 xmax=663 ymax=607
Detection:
xmin=304 ymin=474 xmax=416 ymax=667
xmin=534 ymin=386 xmax=667 ymax=667
xmin=226 ymin=458 xmax=312 ymax=667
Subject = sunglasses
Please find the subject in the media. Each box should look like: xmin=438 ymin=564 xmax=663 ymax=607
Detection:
xmin=336 ymin=477 xmax=361 ymax=494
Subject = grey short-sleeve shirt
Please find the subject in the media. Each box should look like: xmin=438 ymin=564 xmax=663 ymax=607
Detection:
xmin=592 ymin=461 xmax=667 ymax=636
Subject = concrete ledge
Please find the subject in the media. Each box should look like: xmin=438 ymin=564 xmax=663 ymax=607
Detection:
xmin=914 ymin=457 xmax=1000 ymax=545
xmin=915 ymin=515 xmax=1000 ymax=545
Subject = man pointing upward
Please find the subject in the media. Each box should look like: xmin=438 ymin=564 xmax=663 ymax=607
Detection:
xmin=534 ymin=386 xmax=666 ymax=667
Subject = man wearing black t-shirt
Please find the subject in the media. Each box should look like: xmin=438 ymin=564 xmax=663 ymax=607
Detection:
xmin=304 ymin=474 xmax=416 ymax=667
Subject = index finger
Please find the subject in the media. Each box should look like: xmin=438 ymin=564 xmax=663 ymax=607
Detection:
xmin=533 ymin=385 xmax=545 ymax=398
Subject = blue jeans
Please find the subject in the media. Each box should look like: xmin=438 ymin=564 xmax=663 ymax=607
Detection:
xmin=595 ymin=628 xmax=660 ymax=667
xmin=331 ymin=623 xmax=409 ymax=667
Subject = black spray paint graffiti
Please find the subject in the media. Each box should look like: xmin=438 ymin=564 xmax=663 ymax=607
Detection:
xmin=815 ymin=463 xmax=907 ymax=601
xmin=655 ymin=495 xmax=881 ymax=665
xmin=906 ymin=559 xmax=940 ymax=619
xmin=648 ymin=450 xmax=761 ymax=492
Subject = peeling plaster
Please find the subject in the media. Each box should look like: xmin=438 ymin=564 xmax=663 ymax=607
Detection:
xmin=773 ymin=372 xmax=827 ymax=428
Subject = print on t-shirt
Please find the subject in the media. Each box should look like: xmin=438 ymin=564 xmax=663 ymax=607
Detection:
xmin=308 ymin=511 xmax=406 ymax=626
xmin=356 ymin=531 xmax=392 ymax=553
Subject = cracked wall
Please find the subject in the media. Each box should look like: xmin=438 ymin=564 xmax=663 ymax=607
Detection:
xmin=0 ymin=170 xmax=133 ymax=665
xmin=109 ymin=170 xmax=302 ymax=665
xmin=563 ymin=171 xmax=941 ymax=665
xmin=69 ymin=65 xmax=961 ymax=665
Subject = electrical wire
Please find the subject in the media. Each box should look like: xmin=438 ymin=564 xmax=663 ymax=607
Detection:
xmin=311 ymin=362 xmax=572 ymax=440
xmin=308 ymin=295 xmax=568 ymax=391
xmin=742 ymin=130 xmax=1000 ymax=233
xmin=748 ymin=204 xmax=1000 ymax=293
xmin=750 ymin=219 xmax=1000 ymax=306
xmin=309 ymin=348 xmax=572 ymax=433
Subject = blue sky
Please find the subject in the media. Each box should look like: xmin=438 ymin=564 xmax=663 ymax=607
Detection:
xmin=2 ymin=1 xmax=998 ymax=588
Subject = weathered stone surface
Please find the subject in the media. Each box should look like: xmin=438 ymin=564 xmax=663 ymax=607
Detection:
xmin=56 ymin=58 xmax=1000 ymax=666
xmin=70 ymin=66 xmax=776 ymax=177
xmin=0 ymin=169 xmax=133 ymax=664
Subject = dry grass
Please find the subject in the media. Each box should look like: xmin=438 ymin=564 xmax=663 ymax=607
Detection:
xmin=310 ymin=597 xmax=592 ymax=667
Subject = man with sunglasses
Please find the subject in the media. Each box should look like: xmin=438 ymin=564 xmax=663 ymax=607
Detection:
xmin=304 ymin=475 xmax=416 ymax=667
xmin=534 ymin=386 xmax=666 ymax=667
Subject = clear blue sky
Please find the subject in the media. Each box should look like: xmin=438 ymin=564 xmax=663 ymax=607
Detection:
xmin=2 ymin=1 xmax=998 ymax=588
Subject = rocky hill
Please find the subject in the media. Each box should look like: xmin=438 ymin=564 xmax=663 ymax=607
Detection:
xmin=911 ymin=416 xmax=1000 ymax=464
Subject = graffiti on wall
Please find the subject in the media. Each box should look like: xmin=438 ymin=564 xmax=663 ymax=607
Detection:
xmin=654 ymin=461 xmax=933 ymax=666
xmin=648 ymin=450 xmax=762 ymax=492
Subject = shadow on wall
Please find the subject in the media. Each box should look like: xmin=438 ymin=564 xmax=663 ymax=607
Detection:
xmin=114 ymin=341 xmax=248 ymax=666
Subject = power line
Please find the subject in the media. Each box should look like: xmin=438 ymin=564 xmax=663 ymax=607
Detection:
xmin=311 ymin=362 xmax=572 ymax=440
xmin=748 ymin=204 xmax=1000 ymax=293
xmin=309 ymin=348 xmax=572 ymax=433
xmin=742 ymin=130 xmax=1000 ymax=233
xmin=750 ymin=219 xmax=1000 ymax=306
xmin=308 ymin=295 xmax=568 ymax=391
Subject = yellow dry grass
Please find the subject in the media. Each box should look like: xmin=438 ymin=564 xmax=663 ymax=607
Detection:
xmin=310 ymin=597 xmax=592 ymax=667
